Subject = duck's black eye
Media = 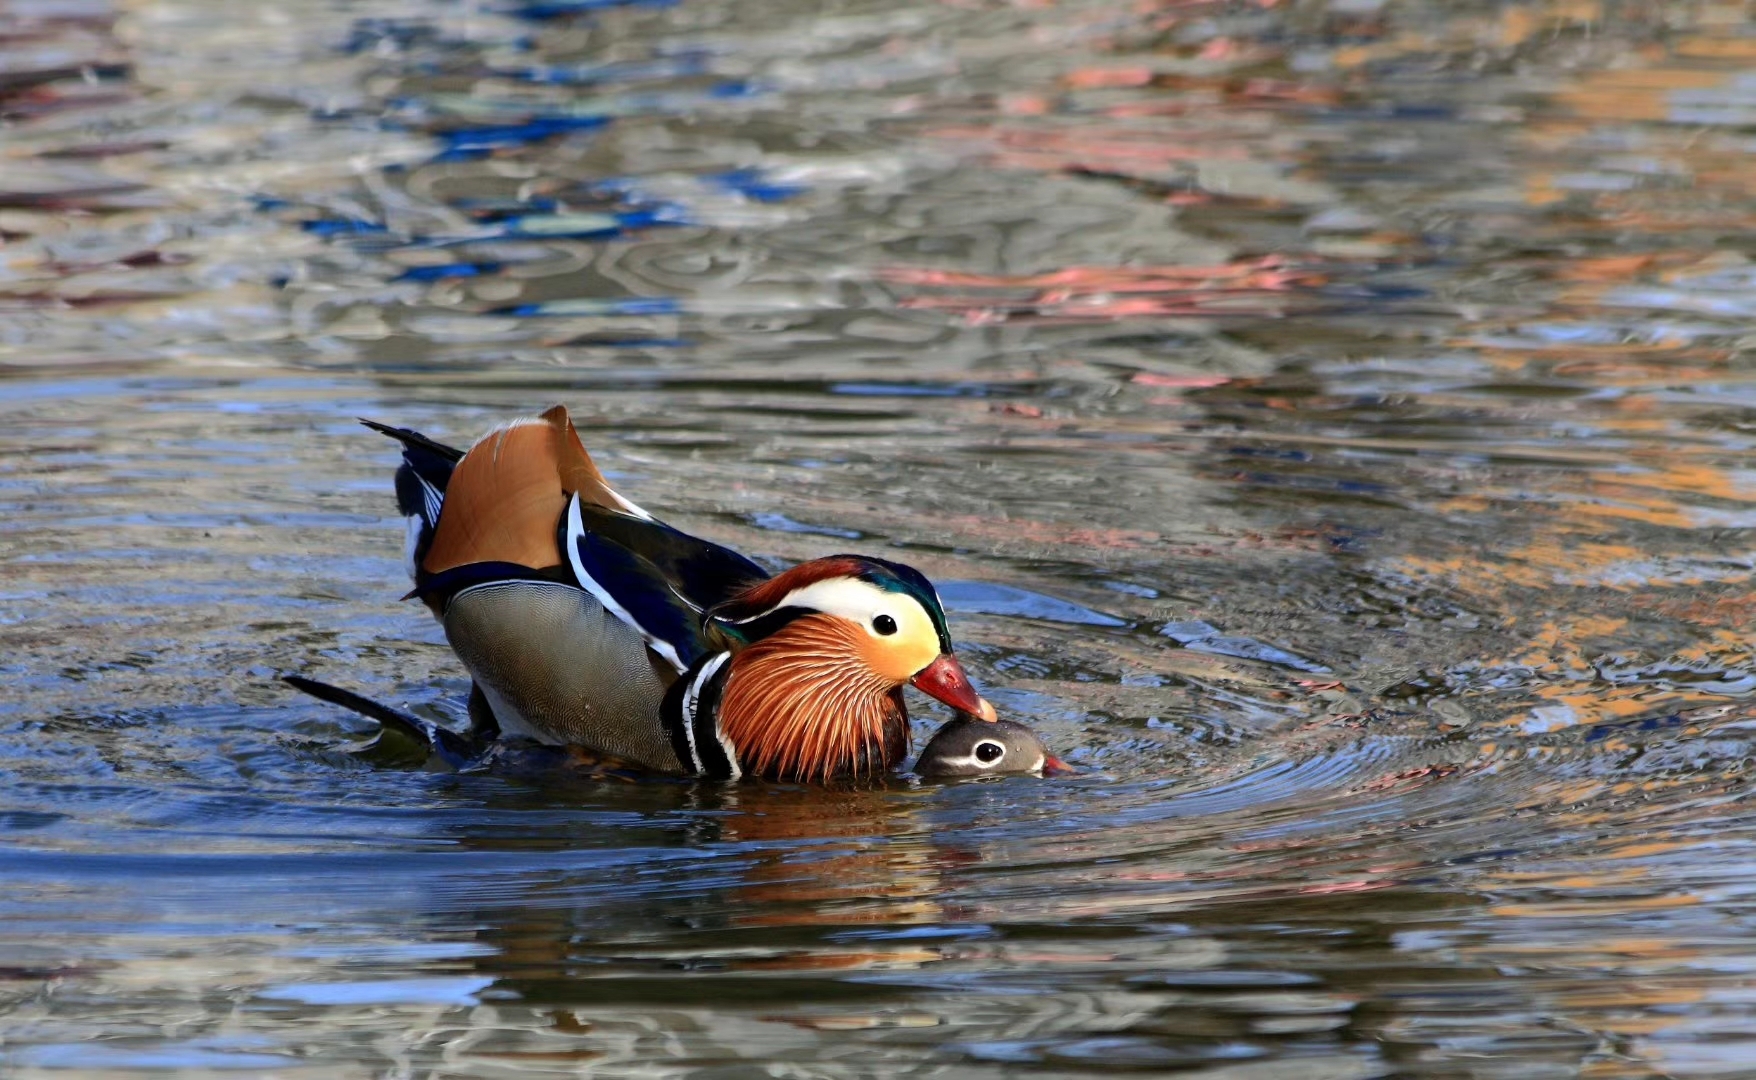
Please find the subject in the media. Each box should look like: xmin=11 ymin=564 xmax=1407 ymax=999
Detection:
xmin=872 ymin=614 xmax=898 ymax=636
xmin=975 ymin=741 xmax=1004 ymax=763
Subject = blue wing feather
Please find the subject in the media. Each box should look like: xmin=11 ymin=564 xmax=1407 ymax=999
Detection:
xmin=569 ymin=499 xmax=768 ymax=609
xmin=564 ymin=497 xmax=769 ymax=670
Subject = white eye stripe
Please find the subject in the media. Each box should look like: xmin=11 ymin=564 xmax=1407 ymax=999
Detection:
xmin=929 ymin=747 xmax=1026 ymax=772
xmin=925 ymin=749 xmax=1047 ymax=774
xmin=727 ymin=578 xmax=914 ymax=629
xmin=931 ymin=753 xmax=985 ymax=770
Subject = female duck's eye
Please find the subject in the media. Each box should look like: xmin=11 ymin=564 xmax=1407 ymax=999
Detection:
xmin=975 ymin=741 xmax=1004 ymax=763
xmin=872 ymin=614 xmax=898 ymax=636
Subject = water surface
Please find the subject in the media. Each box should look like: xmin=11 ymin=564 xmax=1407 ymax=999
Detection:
xmin=5 ymin=0 xmax=1756 ymax=1076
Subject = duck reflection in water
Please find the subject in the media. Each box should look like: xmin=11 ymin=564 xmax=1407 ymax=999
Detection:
xmin=283 ymin=677 xmax=1070 ymax=988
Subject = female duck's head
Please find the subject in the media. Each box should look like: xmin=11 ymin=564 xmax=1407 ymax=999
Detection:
xmin=916 ymin=715 xmax=1071 ymax=778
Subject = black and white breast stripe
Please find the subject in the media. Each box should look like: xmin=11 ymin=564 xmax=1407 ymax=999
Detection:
xmin=661 ymin=652 xmax=740 ymax=780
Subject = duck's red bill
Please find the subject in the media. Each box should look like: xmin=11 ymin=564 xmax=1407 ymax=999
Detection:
xmin=1041 ymin=755 xmax=1075 ymax=777
xmin=910 ymin=654 xmax=996 ymax=720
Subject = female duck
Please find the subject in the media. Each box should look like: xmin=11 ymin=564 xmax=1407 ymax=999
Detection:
xmin=371 ymin=405 xmax=997 ymax=783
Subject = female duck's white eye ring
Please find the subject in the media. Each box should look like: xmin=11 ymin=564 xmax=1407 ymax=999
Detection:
xmin=872 ymin=614 xmax=898 ymax=636
xmin=975 ymin=741 xmax=1004 ymax=763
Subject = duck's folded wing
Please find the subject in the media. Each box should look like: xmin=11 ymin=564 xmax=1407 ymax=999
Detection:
xmin=365 ymin=404 xmax=768 ymax=694
xmin=569 ymin=498 xmax=769 ymax=606
xmin=563 ymin=496 xmax=768 ymax=672
xmin=360 ymin=419 xmax=464 ymax=475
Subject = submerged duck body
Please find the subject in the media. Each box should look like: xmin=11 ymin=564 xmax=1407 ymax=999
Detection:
xmin=370 ymin=405 xmax=997 ymax=783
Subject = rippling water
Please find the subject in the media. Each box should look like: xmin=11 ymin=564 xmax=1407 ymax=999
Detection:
xmin=6 ymin=0 xmax=1756 ymax=1075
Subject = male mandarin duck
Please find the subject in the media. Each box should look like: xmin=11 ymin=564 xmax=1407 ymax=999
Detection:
xmin=365 ymin=405 xmax=998 ymax=783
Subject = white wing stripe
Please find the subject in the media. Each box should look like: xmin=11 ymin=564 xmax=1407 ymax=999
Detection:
xmin=609 ymin=489 xmax=655 ymax=521
xmin=564 ymin=494 xmax=688 ymax=674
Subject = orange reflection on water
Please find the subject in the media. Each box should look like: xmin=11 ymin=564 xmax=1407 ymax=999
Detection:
xmin=703 ymin=786 xmax=966 ymax=933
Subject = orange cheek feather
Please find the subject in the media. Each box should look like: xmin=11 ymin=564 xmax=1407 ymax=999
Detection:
xmin=718 ymin=616 xmax=909 ymax=781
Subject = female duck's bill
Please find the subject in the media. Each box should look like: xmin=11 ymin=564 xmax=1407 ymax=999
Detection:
xmin=368 ymin=405 xmax=1002 ymax=784
xmin=915 ymin=715 xmax=1072 ymax=778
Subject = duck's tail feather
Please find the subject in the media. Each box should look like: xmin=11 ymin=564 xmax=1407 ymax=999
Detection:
xmin=361 ymin=420 xmax=463 ymax=584
xmin=359 ymin=419 xmax=465 ymax=464
xmin=282 ymin=675 xmax=478 ymax=769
